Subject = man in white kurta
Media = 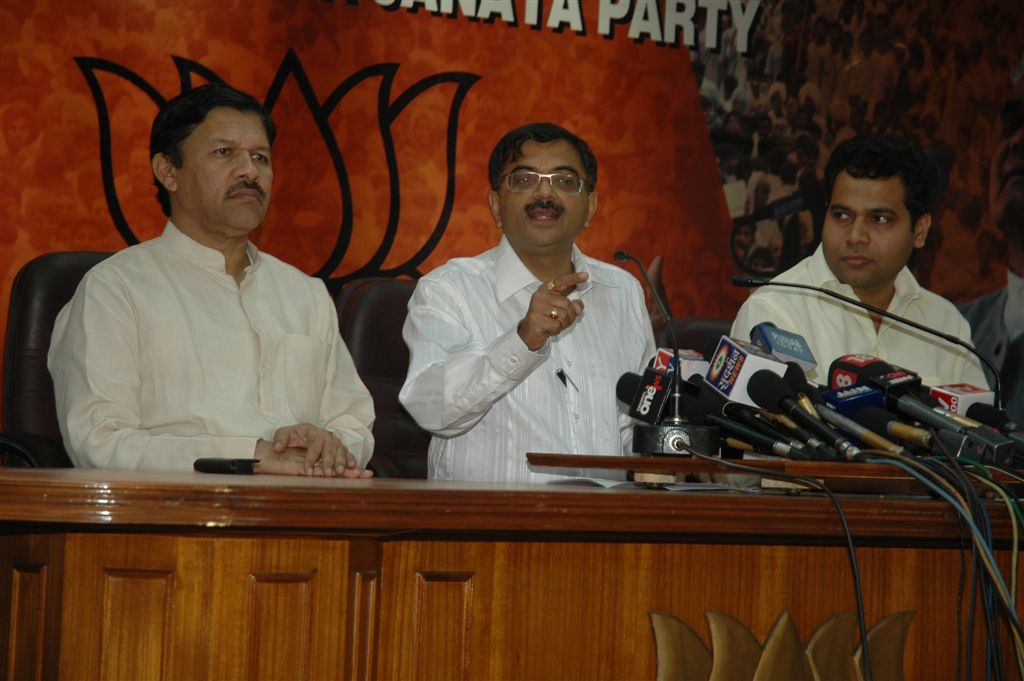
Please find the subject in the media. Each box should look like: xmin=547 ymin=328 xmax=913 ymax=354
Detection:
xmin=400 ymin=124 xmax=655 ymax=482
xmin=732 ymin=134 xmax=987 ymax=389
xmin=49 ymin=221 xmax=374 ymax=471
xmin=732 ymin=244 xmax=987 ymax=387
xmin=48 ymin=83 xmax=374 ymax=477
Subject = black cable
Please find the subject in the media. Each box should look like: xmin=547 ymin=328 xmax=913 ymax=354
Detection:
xmin=679 ymin=448 xmax=874 ymax=681
xmin=929 ymin=448 xmax=1024 ymax=679
xmin=865 ymin=448 xmax=1024 ymax=676
xmin=920 ymin=453 xmax=1005 ymax=680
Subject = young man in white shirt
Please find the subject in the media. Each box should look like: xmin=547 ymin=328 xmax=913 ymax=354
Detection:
xmin=400 ymin=123 xmax=656 ymax=482
xmin=732 ymin=134 xmax=987 ymax=388
xmin=49 ymin=83 xmax=374 ymax=477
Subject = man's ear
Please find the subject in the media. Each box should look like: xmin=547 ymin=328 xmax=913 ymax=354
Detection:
xmin=912 ymin=212 xmax=931 ymax=249
xmin=583 ymin=191 xmax=598 ymax=228
xmin=151 ymin=153 xmax=178 ymax=193
xmin=487 ymin=190 xmax=502 ymax=229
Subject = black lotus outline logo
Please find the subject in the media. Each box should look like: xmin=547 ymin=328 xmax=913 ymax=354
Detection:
xmin=75 ymin=49 xmax=481 ymax=286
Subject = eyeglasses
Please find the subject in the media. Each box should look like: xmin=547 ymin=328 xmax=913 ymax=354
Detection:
xmin=501 ymin=171 xmax=591 ymax=195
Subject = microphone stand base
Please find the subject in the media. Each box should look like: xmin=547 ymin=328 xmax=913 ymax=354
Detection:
xmin=632 ymin=423 xmax=720 ymax=457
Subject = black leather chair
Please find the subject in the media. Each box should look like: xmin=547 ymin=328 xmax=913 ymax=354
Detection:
xmin=335 ymin=277 xmax=430 ymax=478
xmin=2 ymin=251 xmax=111 ymax=467
xmin=657 ymin=317 xmax=732 ymax=360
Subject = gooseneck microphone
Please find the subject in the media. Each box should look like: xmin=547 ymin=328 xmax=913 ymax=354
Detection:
xmin=731 ymin=275 xmax=1003 ymax=409
xmin=616 ymin=250 xmax=684 ymax=425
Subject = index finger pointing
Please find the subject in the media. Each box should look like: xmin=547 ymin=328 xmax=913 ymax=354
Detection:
xmin=545 ymin=272 xmax=588 ymax=294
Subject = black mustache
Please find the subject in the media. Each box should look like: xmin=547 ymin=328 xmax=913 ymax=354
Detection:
xmin=227 ymin=180 xmax=266 ymax=199
xmin=525 ymin=200 xmax=564 ymax=215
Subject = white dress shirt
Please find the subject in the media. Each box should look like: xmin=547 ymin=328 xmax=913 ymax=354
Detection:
xmin=48 ymin=222 xmax=374 ymax=470
xmin=731 ymin=245 xmax=989 ymax=388
xmin=399 ymin=237 xmax=656 ymax=482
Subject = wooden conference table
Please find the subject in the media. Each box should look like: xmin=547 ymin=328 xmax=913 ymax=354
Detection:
xmin=0 ymin=461 xmax=1020 ymax=680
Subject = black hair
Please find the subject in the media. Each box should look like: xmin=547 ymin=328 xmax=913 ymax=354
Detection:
xmin=149 ymin=82 xmax=276 ymax=216
xmin=487 ymin=122 xmax=597 ymax=191
xmin=823 ymin=134 xmax=939 ymax=225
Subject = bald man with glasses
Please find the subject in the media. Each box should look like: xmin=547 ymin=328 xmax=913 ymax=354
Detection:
xmin=400 ymin=122 xmax=656 ymax=482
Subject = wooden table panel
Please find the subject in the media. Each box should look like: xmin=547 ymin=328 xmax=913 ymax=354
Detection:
xmin=378 ymin=539 xmax=1008 ymax=680
xmin=0 ymin=468 xmax=1020 ymax=680
xmin=0 ymin=533 xmax=63 ymax=681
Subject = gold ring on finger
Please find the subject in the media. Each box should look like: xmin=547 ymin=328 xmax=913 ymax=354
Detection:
xmin=548 ymin=309 xmax=559 ymax=319
xmin=546 ymin=280 xmax=556 ymax=291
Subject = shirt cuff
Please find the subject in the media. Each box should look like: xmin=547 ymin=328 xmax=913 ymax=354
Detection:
xmin=488 ymin=325 xmax=548 ymax=381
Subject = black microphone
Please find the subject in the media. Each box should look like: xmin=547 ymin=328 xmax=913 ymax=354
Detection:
xmin=747 ymin=369 xmax=861 ymax=460
xmin=830 ymin=356 xmax=1017 ymax=464
xmin=731 ymin=275 xmax=1002 ymax=408
xmin=683 ymin=374 xmax=808 ymax=449
xmin=616 ymin=370 xmax=671 ymax=424
xmin=615 ymin=372 xmax=718 ymax=457
xmin=967 ymin=403 xmax=1022 ymax=434
xmin=683 ymin=377 xmax=811 ymax=459
xmin=967 ymin=403 xmax=1024 ymax=449
xmin=616 ymin=249 xmax=685 ymax=425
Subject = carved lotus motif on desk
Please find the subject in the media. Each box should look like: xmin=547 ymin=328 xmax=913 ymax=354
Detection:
xmin=650 ymin=609 xmax=914 ymax=681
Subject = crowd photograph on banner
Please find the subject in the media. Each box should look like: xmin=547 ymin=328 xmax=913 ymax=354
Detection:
xmin=701 ymin=0 xmax=1019 ymax=299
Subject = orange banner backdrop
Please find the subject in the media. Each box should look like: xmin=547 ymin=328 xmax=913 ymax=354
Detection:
xmin=0 ymin=0 xmax=737 ymax=391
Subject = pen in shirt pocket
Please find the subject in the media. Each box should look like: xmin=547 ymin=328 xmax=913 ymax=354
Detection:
xmin=555 ymin=368 xmax=579 ymax=391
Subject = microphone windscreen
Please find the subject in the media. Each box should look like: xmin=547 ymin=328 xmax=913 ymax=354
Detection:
xmin=616 ymin=372 xmax=642 ymax=404
xmin=966 ymin=402 xmax=1012 ymax=430
xmin=827 ymin=355 xmax=894 ymax=389
xmin=783 ymin=362 xmax=810 ymax=392
xmin=747 ymin=369 xmax=793 ymax=411
xmin=855 ymin=406 xmax=904 ymax=433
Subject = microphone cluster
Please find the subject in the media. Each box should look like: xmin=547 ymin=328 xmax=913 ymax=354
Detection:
xmin=614 ymin=267 xmax=1024 ymax=674
xmin=617 ymin=335 xmax=1023 ymax=467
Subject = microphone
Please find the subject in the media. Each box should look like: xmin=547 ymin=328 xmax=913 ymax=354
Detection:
xmin=617 ymin=370 xmax=671 ymax=424
xmin=684 ymin=381 xmax=811 ymax=459
xmin=784 ymin=364 xmax=895 ymax=456
xmin=747 ymin=369 xmax=861 ymax=460
xmin=829 ymin=356 xmax=964 ymax=429
xmin=683 ymin=374 xmax=811 ymax=451
xmin=916 ymin=391 xmax=985 ymax=429
xmin=704 ymin=336 xmax=789 ymax=407
xmin=731 ymin=275 xmax=1002 ymax=408
xmin=927 ymin=383 xmax=996 ymax=416
xmin=967 ymin=403 xmax=1022 ymax=434
xmin=829 ymin=356 xmax=1017 ymax=465
xmin=818 ymin=384 xmax=886 ymax=420
xmin=816 ymin=403 xmax=908 ymax=456
xmin=966 ymin=403 xmax=1024 ymax=449
xmin=653 ymin=347 xmax=711 ymax=379
xmin=749 ymin=322 xmax=817 ymax=373
xmin=781 ymin=362 xmax=824 ymax=419
xmin=616 ymin=250 xmax=685 ymax=425
xmin=615 ymin=372 xmax=718 ymax=457
xmin=855 ymin=406 xmax=935 ymax=450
